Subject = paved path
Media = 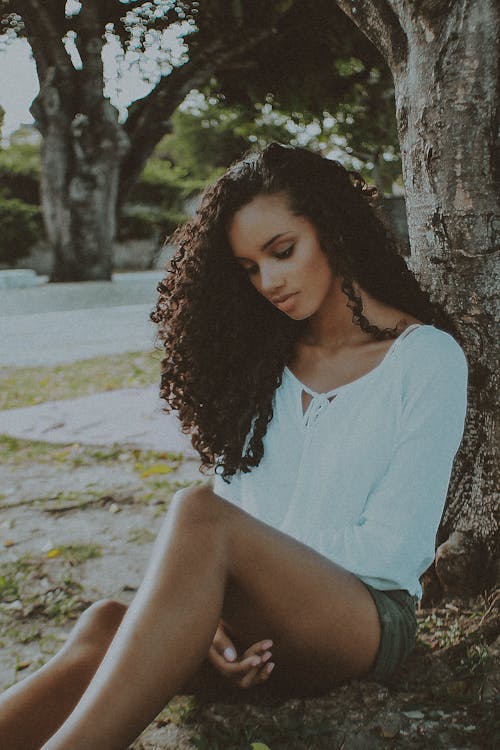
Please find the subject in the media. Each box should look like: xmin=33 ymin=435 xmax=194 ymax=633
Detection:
xmin=0 ymin=272 xmax=199 ymax=456
xmin=0 ymin=271 xmax=164 ymax=367
xmin=0 ymin=385 xmax=196 ymax=456
xmin=0 ymin=305 xmax=157 ymax=367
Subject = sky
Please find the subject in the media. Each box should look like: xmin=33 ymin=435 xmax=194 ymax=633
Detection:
xmin=0 ymin=39 xmax=39 ymax=137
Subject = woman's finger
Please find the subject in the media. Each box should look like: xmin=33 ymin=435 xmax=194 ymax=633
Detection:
xmin=242 ymin=638 xmax=273 ymax=659
xmin=208 ymin=645 xmax=263 ymax=679
xmin=256 ymin=660 xmax=275 ymax=683
xmin=212 ymin=622 xmax=238 ymax=662
xmin=237 ymin=658 xmax=275 ymax=689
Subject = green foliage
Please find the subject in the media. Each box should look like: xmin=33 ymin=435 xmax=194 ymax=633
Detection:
xmin=130 ymin=159 xmax=204 ymax=206
xmin=118 ymin=204 xmax=187 ymax=241
xmin=159 ymin=94 xmax=402 ymax=193
xmin=161 ymin=100 xmax=296 ymax=181
xmin=0 ymin=141 xmax=41 ymax=204
xmin=122 ymin=157 xmax=204 ymax=239
xmin=0 ymin=195 xmax=42 ymax=264
xmin=0 ymin=138 xmax=43 ymax=264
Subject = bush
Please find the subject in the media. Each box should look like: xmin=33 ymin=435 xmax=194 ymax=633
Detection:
xmin=0 ymin=143 xmax=41 ymax=204
xmin=0 ymin=196 xmax=43 ymax=264
xmin=118 ymin=204 xmax=187 ymax=242
xmin=128 ymin=158 xmax=204 ymax=208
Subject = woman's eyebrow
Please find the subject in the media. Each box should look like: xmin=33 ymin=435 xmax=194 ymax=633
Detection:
xmin=261 ymin=232 xmax=285 ymax=250
xmin=234 ymin=232 xmax=288 ymax=262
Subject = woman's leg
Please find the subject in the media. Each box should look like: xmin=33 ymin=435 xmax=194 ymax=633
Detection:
xmin=41 ymin=484 xmax=381 ymax=750
xmin=0 ymin=600 xmax=126 ymax=750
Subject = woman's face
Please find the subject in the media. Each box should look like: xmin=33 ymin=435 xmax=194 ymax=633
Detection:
xmin=227 ymin=192 xmax=336 ymax=320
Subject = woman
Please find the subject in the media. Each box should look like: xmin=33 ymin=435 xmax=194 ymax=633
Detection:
xmin=0 ymin=143 xmax=468 ymax=750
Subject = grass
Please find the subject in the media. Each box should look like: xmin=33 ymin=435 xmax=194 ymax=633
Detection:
xmin=0 ymin=434 xmax=185 ymax=471
xmin=0 ymin=350 xmax=162 ymax=410
xmin=51 ymin=544 xmax=103 ymax=565
xmin=127 ymin=528 xmax=157 ymax=545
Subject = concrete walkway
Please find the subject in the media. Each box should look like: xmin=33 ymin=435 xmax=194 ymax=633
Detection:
xmin=0 ymin=385 xmax=196 ymax=456
xmin=0 ymin=271 xmax=164 ymax=367
xmin=0 ymin=272 xmax=198 ymax=456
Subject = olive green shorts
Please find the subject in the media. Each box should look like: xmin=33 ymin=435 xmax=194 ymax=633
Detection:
xmin=364 ymin=585 xmax=418 ymax=682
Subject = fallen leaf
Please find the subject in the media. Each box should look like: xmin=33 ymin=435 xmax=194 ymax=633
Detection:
xmin=16 ymin=661 xmax=31 ymax=671
xmin=140 ymin=463 xmax=174 ymax=478
xmin=47 ymin=548 xmax=61 ymax=558
xmin=4 ymin=539 xmax=15 ymax=547
xmin=251 ymin=744 xmax=272 ymax=750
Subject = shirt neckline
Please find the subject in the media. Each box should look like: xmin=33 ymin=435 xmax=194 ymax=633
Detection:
xmin=284 ymin=323 xmax=426 ymax=398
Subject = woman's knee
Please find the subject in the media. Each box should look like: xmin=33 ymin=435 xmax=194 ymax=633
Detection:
xmin=66 ymin=599 xmax=127 ymax=653
xmin=170 ymin=483 xmax=227 ymax=529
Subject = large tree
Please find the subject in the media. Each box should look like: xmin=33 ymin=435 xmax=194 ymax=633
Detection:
xmin=1 ymin=0 xmax=393 ymax=281
xmin=333 ymin=0 xmax=499 ymax=601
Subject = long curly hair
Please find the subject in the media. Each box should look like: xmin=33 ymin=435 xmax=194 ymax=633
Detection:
xmin=151 ymin=142 xmax=458 ymax=482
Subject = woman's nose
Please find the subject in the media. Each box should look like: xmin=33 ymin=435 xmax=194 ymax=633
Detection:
xmin=259 ymin=264 xmax=284 ymax=294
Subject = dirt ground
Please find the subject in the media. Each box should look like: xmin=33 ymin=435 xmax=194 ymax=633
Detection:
xmin=0 ymin=435 xmax=498 ymax=750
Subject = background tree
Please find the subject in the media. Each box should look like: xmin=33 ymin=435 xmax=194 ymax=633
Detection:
xmin=332 ymin=0 xmax=499 ymax=601
xmin=0 ymin=0 xmax=394 ymax=281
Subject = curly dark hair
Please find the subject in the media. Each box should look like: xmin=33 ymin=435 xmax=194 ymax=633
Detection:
xmin=151 ymin=142 xmax=458 ymax=482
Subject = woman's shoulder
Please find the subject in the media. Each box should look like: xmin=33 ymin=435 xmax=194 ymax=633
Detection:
xmin=400 ymin=323 xmax=466 ymax=358
xmin=397 ymin=324 xmax=468 ymax=387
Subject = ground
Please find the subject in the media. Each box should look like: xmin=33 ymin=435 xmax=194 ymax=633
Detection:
xmin=0 ymin=353 xmax=498 ymax=749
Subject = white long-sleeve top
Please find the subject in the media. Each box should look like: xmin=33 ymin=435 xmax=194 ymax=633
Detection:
xmin=213 ymin=324 xmax=468 ymax=598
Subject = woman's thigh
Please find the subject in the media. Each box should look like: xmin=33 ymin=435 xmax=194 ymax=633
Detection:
xmin=177 ymin=486 xmax=381 ymax=694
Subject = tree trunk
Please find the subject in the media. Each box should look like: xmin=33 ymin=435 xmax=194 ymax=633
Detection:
xmin=394 ymin=2 xmax=499 ymax=599
xmin=32 ymin=74 xmax=129 ymax=282
xmin=336 ymin=0 xmax=499 ymax=599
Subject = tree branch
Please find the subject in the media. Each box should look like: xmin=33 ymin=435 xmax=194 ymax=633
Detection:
xmin=16 ymin=0 xmax=73 ymax=78
xmin=334 ymin=0 xmax=408 ymax=74
xmin=72 ymin=0 xmax=105 ymax=112
xmin=119 ymin=26 xmax=276 ymax=201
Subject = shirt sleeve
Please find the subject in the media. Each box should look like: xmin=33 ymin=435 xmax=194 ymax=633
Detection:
xmin=315 ymin=330 xmax=468 ymax=594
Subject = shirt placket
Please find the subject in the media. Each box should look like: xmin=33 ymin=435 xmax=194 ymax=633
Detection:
xmin=282 ymin=393 xmax=332 ymax=531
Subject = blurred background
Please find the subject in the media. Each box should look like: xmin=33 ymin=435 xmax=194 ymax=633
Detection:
xmin=0 ymin=0 xmax=408 ymax=284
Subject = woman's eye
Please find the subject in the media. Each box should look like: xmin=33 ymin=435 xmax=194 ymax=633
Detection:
xmin=276 ymin=245 xmax=294 ymax=260
xmin=238 ymin=245 xmax=293 ymax=276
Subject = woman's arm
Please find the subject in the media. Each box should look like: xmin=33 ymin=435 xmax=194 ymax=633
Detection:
xmin=316 ymin=332 xmax=468 ymax=593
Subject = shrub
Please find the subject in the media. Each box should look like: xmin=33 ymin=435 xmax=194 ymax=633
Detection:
xmin=128 ymin=159 xmax=204 ymax=208
xmin=0 ymin=143 xmax=41 ymax=204
xmin=118 ymin=204 xmax=187 ymax=242
xmin=0 ymin=196 xmax=43 ymax=264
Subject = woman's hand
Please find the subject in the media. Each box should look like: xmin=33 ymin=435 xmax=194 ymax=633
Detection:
xmin=208 ymin=621 xmax=275 ymax=689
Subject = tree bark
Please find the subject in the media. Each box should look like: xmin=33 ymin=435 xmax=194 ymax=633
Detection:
xmin=335 ymin=0 xmax=500 ymax=598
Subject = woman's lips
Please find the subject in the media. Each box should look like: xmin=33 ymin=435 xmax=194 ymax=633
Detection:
xmin=272 ymin=293 xmax=298 ymax=311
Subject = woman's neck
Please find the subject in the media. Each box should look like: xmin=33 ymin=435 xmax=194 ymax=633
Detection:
xmin=300 ymin=277 xmax=413 ymax=353
xmin=301 ymin=276 xmax=365 ymax=350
